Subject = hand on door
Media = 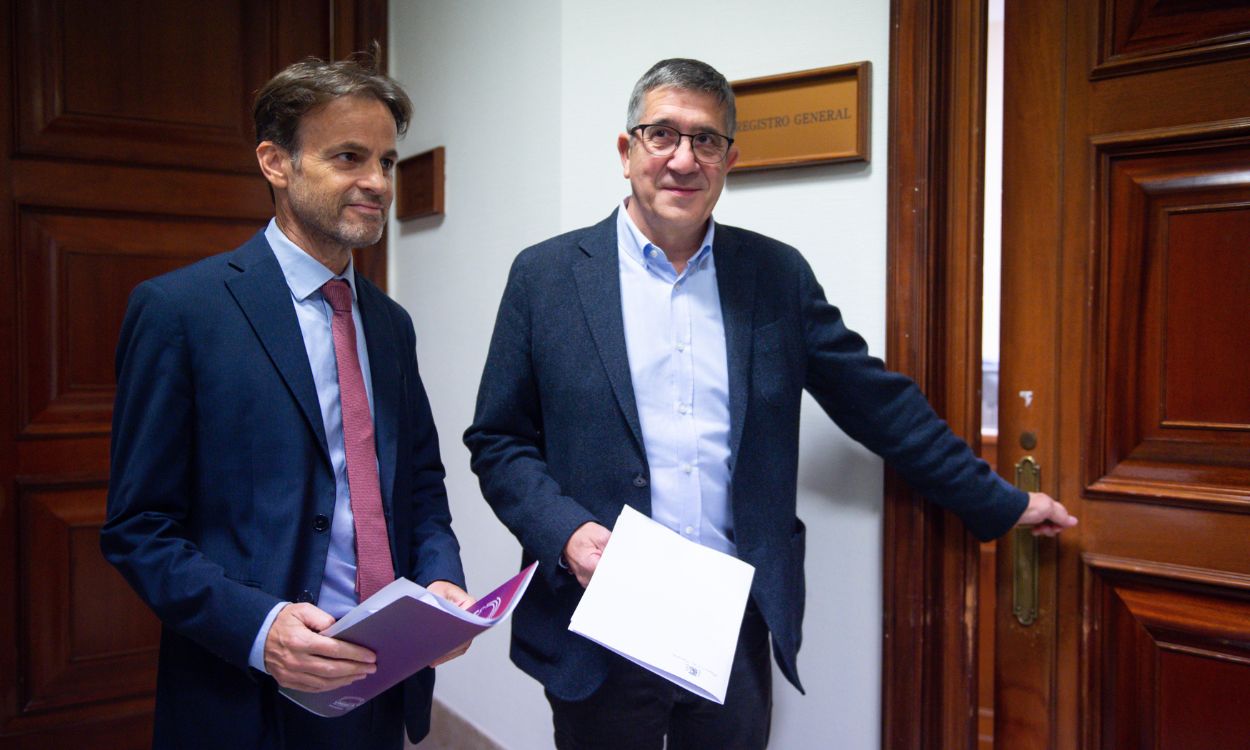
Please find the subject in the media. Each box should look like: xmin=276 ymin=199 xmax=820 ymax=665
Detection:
xmin=1017 ymin=492 xmax=1078 ymax=537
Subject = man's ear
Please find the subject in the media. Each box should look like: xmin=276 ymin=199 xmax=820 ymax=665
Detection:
xmin=256 ymin=141 xmax=291 ymax=190
xmin=724 ymin=142 xmax=740 ymax=172
xmin=617 ymin=133 xmax=632 ymax=178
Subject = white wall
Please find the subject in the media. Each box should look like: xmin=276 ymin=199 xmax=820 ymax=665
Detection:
xmin=390 ymin=2 xmax=890 ymax=747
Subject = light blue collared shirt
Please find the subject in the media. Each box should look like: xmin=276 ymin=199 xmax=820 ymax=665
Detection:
xmin=247 ymin=219 xmax=376 ymax=672
xmin=617 ymin=201 xmax=736 ymax=557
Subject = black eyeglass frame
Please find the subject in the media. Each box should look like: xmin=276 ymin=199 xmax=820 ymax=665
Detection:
xmin=629 ymin=123 xmax=736 ymax=164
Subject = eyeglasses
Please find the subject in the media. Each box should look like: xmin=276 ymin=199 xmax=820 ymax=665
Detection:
xmin=630 ymin=124 xmax=734 ymax=165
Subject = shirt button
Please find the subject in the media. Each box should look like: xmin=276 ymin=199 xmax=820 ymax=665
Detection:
xmin=684 ymin=526 xmax=695 ymax=536
xmin=682 ymin=463 xmax=693 ymax=474
xmin=678 ymin=403 xmax=689 ymax=415
xmin=676 ymin=342 xmax=686 ymax=352
xmin=648 ymin=248 xmax=659 ymax=258
xmin=312 ymin=514 xmax=330 ymax=532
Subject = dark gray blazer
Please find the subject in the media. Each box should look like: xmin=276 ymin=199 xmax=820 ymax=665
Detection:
xmin=464 ymin=211 xmax=1024 ymax=701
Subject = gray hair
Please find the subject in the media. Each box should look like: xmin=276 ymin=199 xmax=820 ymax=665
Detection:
xmin=253 ymin=45 xmax=412 ymax=155
xmin=625 ymin=58 xmax=737 ymax=137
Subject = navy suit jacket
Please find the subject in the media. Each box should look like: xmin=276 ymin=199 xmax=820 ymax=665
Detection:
xmin=102 ymin=231 xmax=465 ymax=747
xmin=464 ymin=211 xmax=1026 ymax=700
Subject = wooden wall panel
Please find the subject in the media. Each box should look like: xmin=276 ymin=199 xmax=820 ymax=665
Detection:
xmin=14 ymin=0 xmax=330 ymax=173
xmin=1086 ymin=558 xmax=1250 ymax=749
xmin=1162 ymin=206 xmax=1250 ymax=426
xmin=1 ymin=1 xmax=387 ymax=745
xmin=1090 ymin=133 xmax=1250 ymax=511
xmin=18 ymin=212 xmax=261 ymax=437
xmin=1096 ymin=0 xmax=1250 ymax=77
xmin=19 ymin=480 xmax=159 ymax=714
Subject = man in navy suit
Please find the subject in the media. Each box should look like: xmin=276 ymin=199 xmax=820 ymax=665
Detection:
xmin=464 ymin=58 xmax=1076 ymax=749
xmin=102 ymin=54 xmax=469 ymax=749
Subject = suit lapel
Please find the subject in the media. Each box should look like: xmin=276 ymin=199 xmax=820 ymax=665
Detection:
xmin=572 ymin=212 xmax=646 ymax=455
xmin=713 ymin=225 xmax=756 ymax=462
xmin=224 ymin=233 xmax=331 ymax=467
xmin=356 ymin=278 xmax=400 ymax=515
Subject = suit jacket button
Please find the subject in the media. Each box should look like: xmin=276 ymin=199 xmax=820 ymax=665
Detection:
xmin=296 ymin=590 xmax=314 ymax=603
xmin=633 ymin=474 xmax=648 ymax=488
xmin=312 ymin=514 xmax=330 ymax=532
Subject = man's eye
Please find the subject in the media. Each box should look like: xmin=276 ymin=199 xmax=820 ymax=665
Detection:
xmin=336 ymin=152 xmax=359 ymax=163
xmin=381 ymin=158 xmax=395 ymax=171
xmin=693 ymin=133 xmax=715 ymax=146
xmin=649 ymin=127 xmax=675 ymax=140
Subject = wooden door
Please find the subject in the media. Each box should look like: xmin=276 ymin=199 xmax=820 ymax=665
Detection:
xmin=996 ymin=2 xmax=1250 ymax=747
xmin=0 ymin=1 xmax=385 ymax=746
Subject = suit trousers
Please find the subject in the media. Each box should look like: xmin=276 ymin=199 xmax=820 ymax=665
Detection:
xmin=546 ymin=601 xmax=772 ymax=750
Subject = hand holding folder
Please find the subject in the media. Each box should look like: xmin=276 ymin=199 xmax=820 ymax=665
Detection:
xmin=569 ymin=507 xmax=755 ymax=704
xmin=281 ymin=562 xmax=537 ymax=716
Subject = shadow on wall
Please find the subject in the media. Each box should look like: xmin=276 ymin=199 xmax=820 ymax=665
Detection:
xmin=728 ymin=159 xmax=872 ymax=190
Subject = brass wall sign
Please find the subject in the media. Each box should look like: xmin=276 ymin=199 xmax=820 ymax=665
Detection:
xmin=730 ymin=62 xmax=870 ymax=172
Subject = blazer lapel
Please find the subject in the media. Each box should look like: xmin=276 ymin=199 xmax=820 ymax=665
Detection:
xmin=572 ymin=212 xmax=646 ymax=455
xmin=713 ymin=225 xmax=756 ymax=462
xmin=356 ymin=278 xmax=400 ymax=515
xmin=224 ymin=233 xmax=331 ymax=467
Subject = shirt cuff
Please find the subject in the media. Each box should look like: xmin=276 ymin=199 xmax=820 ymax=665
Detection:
xmin=247 ymin=601 xmax=289 ymax=674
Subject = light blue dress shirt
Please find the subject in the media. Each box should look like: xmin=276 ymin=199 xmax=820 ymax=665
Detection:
xmin=247 ymin=219 xmax=376 ymax=672
xmin=617 ymin=201 xmax=736 ymax=557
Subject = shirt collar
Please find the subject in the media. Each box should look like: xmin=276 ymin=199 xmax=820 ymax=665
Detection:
xmin=616 ymin=198 xmax=715 ymax=274
xmin=264 ymin=218 xmax=359 ymax=303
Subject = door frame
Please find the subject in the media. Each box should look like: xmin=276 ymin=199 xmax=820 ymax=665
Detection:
xmin=882 ymin=0 xmax=988 ymax=747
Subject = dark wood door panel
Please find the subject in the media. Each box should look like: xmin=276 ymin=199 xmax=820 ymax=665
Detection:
xmin=1096 ymin=0 xmax=1250 ymax=77
xmin=17 ymin=211 xmax=262 ymax=438
xmin=15 ymin=0 xmax=330 ymax=173
xmin=0 ymin=1 xmax=387 ymax=746
xmin=1091 ymin=59 xmax=1250 ymax=135
xmin=1087 ymin=560 xmax=1250 ymax=749
xmin=997 ymin=0 xmax=1250 ymax=746
xmin=12 ymin=161 xmax=274 ymax=220
xmin=1090 ymin=134 xmax=1250 ymax=511
xmin=1082 ymin=505 xmax=1250 ymax=576
xmin=18 ymin=479 xmax=159 ymax=714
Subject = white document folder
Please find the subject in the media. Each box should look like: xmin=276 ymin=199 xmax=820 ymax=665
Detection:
xmin=568 ymin=505 xmax=756 ymax=704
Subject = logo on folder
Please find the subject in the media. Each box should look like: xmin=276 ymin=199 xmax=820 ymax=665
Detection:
xmin=475 ymin=596 xmax=502 ymax=618
xmin=329 ymin=696 xmax=367 ymax=712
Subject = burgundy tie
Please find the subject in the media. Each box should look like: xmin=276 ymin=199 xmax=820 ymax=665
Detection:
xmin=321 ymin=279 xmax=394 ymax=601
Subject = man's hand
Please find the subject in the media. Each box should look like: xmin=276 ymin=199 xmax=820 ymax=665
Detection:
xmin=263 ymin=603 xmax=376 ymax=692
xmin=1017 ymin=492 xmax=1078 ymax=537
xmin=427 ymin=581 xmax=476 ymax=667
xmin=564 ymin=521 xmax=611 ymax=588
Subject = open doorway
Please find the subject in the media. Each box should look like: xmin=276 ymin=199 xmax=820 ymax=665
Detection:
xmin=976 ymin=1 xmax=1004 ymax=747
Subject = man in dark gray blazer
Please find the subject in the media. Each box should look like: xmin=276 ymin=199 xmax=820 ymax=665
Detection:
xmin=464 ymin=58 xmax=1075 ymax=750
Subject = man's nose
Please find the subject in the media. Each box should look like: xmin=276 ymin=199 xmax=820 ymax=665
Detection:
xmin=667 ymin=135 xmax=699 ymax=172
xmin=359 ymin=161 xmax=389 ymax=193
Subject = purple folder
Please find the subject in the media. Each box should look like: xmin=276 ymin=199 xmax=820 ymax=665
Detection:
xmin=281 ymin=562 xmax=538 ymax=716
